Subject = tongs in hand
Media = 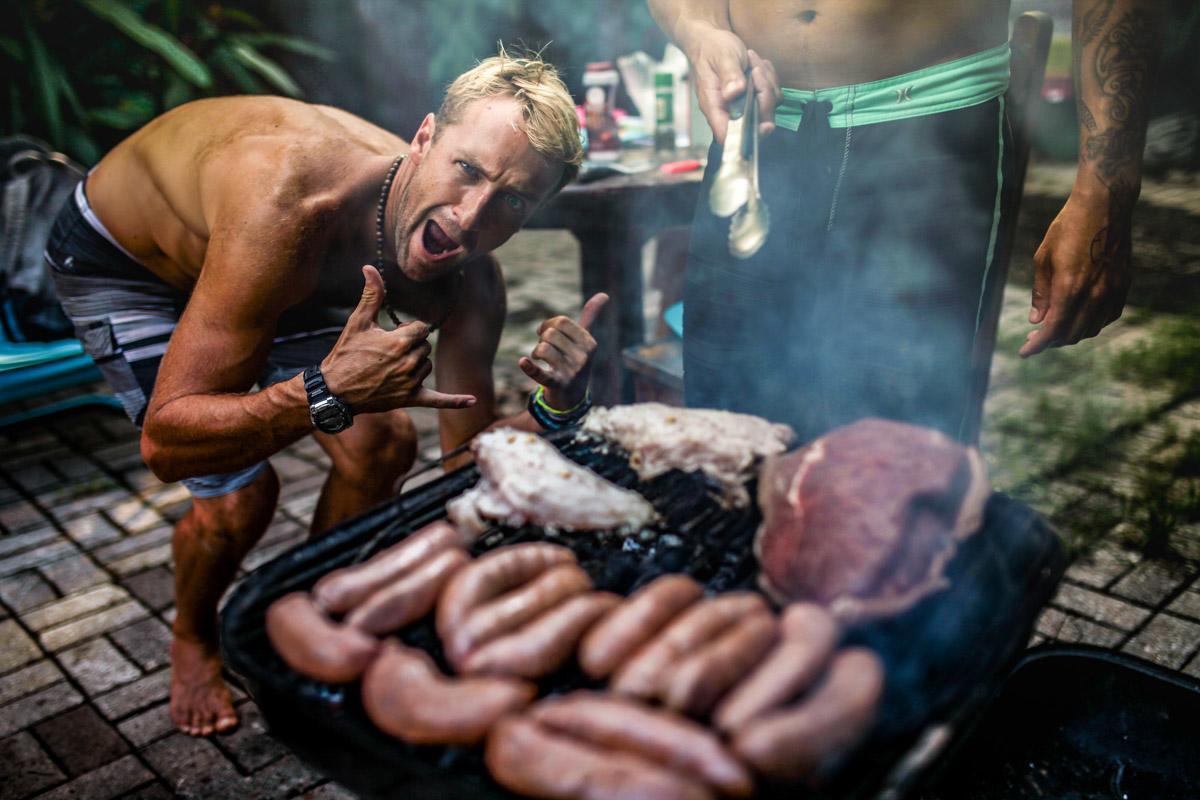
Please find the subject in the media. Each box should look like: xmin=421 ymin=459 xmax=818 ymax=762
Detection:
xmin=707 ymin=82 xmax=756 ymax=218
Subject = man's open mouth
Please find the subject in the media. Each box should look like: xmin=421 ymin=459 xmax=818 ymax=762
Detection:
xmin=420 ymin=219 xmax=463 ymax=261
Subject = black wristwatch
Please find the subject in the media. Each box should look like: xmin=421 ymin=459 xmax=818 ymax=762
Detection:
xmin=303 ymin=365 xmax=354 ymax=434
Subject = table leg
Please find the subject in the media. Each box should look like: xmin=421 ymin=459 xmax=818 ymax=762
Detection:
xmin=570 ymin=228 xmax=646 ymax=406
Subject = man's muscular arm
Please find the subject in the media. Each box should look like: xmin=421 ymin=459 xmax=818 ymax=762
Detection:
xmin=141 ymin=174 xmax=472 ymax=483
xmin=1020 ymin=0 xmax=1162 ymax=357
xmin=647 ymin=0 xmax=779 ymax=143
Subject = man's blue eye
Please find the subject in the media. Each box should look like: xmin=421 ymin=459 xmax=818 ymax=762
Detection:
xmin=458 ymin=160 xmax=476 ymax=176
xmin=504 ymin=194 xmax=524 ymax=211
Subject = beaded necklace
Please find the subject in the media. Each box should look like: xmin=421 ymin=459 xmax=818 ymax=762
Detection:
xmin=375 ymin=155 xmax=404 ymax=326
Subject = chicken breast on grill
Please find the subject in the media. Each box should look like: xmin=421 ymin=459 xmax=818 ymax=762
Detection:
xmin=447 ymin=429 xmax=657 ymax=534
xmin=581 ymin=404 xmax=795 ymax=507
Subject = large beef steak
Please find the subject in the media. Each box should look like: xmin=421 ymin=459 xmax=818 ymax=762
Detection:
xmin=754 ymin=418 xmax=989 ymax=623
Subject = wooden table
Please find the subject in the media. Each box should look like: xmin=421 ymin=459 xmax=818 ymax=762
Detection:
xmin=527 ymin=149 xmax=704 ymax=405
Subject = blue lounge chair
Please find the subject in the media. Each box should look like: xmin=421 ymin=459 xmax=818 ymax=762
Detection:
xmin=0 ymin=326 xmax=122 ymax=429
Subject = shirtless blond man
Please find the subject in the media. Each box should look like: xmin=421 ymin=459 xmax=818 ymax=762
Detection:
xmin=45 ymin=53 xmax=601 ymax=735
xmin=651 ymin=0 xmax=1161 ymax=442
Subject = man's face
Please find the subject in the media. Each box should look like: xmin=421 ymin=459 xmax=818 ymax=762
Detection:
xmin=394 ymin=96 xmax=564 ymax=281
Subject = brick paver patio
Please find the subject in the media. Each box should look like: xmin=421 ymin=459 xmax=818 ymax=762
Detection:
xmin=1 ymin=162 xmax=1198 ymax=798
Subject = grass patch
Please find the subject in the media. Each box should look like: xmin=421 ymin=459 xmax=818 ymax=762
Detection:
xmin=1110 ymin=317 xmax=1200 ymax=394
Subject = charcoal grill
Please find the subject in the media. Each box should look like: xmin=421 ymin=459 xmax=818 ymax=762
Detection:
xmin=221 ymin=428 xmax=1064 ymax=799
xmin=919 ymin=644 xmax=1200 ymax=800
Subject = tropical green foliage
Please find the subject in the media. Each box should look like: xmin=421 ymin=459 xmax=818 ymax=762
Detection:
xmin=3 ymin=0 xmax=333 ymax=164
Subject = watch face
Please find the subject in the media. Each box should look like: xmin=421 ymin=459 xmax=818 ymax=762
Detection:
xmin=311 ymin=397 xmax=353 ymax=433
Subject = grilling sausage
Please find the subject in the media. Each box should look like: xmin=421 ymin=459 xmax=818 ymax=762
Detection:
xmin=732 ymin=647 xmax=885 ymax=780
xmin=713 ymin=603 xmax=840 ymax=734
xmin=446 ymin=563 xmax=593 ymax=669
xmin=461 ymin=592 xmax=620 ymax=679
xmin=361 ymin=639 xmax=536 ymax=745
xmin=344 ymin=548 xmax=469 ymax=635
xmin=437 ymin=542 xmax=577 ymax=643
xmin=312 ymin=520 xmax=471 ymax=614
xmin=486 ymin=715 xmax=713 ymax=800
xmin=530 ymin=691 xmax=753 ymax=798
xmin=265 ymin=592 xmax=379 ymax=683
xmin=578 ymin=574 xmax=703 ymax=679
xmin=610 ymin=592 xmax=766 ymax=699
xmin=663 ymin=610 xmax=779 ymax=716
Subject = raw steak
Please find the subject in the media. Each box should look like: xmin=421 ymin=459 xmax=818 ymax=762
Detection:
xmin=754 ymin=418 xmax=989 ymax=623
xmin=581 ymin=403 xmax=794 ymax=507
xmin=448 ymin=429 xmax=657 ymax=534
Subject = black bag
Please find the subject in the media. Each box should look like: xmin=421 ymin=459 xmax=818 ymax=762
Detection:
xmin=0 ymin=135 xmax=81 ymax=342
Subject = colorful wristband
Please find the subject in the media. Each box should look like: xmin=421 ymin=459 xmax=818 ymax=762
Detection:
xmin=527 ymin=385 xmax=592 ymax=430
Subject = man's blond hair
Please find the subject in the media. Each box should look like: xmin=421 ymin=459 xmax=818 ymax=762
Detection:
xmin=437 ymin=46 xmax=583 ymax=193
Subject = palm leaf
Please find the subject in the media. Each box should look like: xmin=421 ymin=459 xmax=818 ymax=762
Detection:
xmin=212 ymin=44 xmax=266 ymax=94
xmin=163 ymin=72 xmax=194 ymax=110
xmin=22 ymin=15 xmax=63 ymax=143
xmin=233 ymin=33 xmax=335 ymax=62
xmin=54 ymin=64 xmax=86 ymax=124
xmin=77 ymin=0 xmax=213 ymax=89
xmin=0 ymin=36 xmax=24 ymax=62
xmin=230 ymin=42 xmax=301 ymax=97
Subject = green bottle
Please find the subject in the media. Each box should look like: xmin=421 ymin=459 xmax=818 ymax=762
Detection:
xmin=654 ymin=70 xmax=675 ymax=151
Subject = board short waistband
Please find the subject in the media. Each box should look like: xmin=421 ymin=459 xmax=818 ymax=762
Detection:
xmin=774 ymin=42 xmax=1011 ymax=130
xmin=73 ymin=179 xmax=145 ymax=266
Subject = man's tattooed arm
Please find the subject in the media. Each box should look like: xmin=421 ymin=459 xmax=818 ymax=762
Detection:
xmin=1018 ymin=1 xmax=1162 ymax=357
xmin=1073 ymin=1 xmax=1162 ymax=200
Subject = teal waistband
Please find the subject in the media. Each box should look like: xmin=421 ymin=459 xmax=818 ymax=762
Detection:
xmin=774 ymin=42 xmax=1011 ymax=130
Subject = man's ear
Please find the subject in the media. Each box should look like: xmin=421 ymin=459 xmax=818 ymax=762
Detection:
xmin=409 ymin=113 xmax=437 ymax=162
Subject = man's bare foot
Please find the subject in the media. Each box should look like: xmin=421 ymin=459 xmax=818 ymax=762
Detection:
xmin=170 ymin=635 xmax=239 ymax=736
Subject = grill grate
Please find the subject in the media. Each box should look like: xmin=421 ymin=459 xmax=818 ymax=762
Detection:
xmin=220 ymin=428 xmax=1064 ymax=800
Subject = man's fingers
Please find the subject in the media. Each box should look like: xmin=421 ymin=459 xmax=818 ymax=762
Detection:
xmin=396 ymin=320 xmax=433 ymax=343
xmin=350 ymin=265 xmax=386 ymax=330
xmin=577 ymin=293 xmax=609 ymax=332
xmin=1029 ymin=248 xmax=1052 ymax=325
xmin=747 ymin=50 xmax=780 ymax=136
xmin=518 ymin=355 xmax=554 ymax=386
xmin=411 ymin=387 xmax=476 ymax=409
xmin=1018 ymin=307 xmax=1063 ymax=358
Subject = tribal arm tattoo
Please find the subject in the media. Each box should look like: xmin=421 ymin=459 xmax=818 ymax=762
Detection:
xmin=1073 ymin=1 xmax=1162 ymax=194
xmin=1072 ymin=0 xmax=1163 ymax=271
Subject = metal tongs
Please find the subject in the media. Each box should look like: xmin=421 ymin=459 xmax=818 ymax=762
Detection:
xmin=707 ymin=79 xmax=770 ymax=259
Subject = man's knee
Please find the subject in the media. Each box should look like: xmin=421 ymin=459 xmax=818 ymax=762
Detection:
xmin=328 ymin=410 xmax=418 ymax=486
xmin=185 ymin=464 xmax=280 ymax=538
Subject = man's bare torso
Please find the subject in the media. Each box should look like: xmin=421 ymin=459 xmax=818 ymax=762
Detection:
xmin=731 ymin=0 xmax=1009 ymax=89
xmin=86 ymin=96 xmax=404 ymax=301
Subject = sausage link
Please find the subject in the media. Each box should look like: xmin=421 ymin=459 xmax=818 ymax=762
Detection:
xmin=485 ymin=716 xmax=713 ymax=800
xmin=265 ymin=592 xmax=379 ymax=683
xmin=732 ymin=647 xmax=885 ymax=780
xmin=436 ymin=542 xmax=577 ymax=642
xmin=578 ymin=574 xmax=703 ymax=680
xmin=361 ymin=639 xmax=536 ymax=746
xmin=462 ymin=592 xmax=620 ymax=679
xmin=713 ymin=603 xmax=840 ymax=734
xmin=312 ymin=520 xmax=471 ymax=614
xmin=344 ymin=548 xmax=469 ymax=635
xmin=531 ymin=691 xmax=753 ymax=798
xmin=446 ymin=563 xmax=593 ymax=670
xmin=610 ymin=592 xmax=766 ymax=699
xmin=663 ymin=610 xmax=778 ymax=716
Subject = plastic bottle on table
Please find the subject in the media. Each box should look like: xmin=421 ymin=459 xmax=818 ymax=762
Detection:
xmin=654 ymin=69 xmax=675 ymax=152
xmin=583 ymin=61 xmax=621 ymax=161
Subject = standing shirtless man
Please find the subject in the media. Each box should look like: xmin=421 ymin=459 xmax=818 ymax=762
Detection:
xmin=44 ymin=53 xmax=600 ymax=735
xmin=650 ymin=0 xmax=1161 ymax=443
